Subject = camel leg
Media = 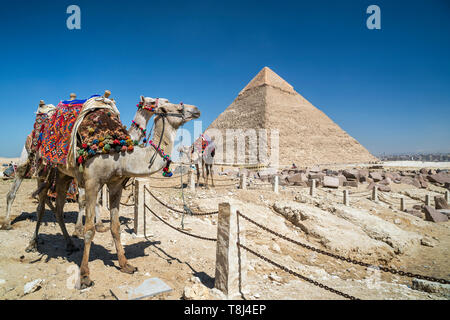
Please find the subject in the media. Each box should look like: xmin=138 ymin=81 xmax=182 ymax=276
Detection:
xmin=95 ymin=189 xmax=109 ymax=233
xmin=79 ymin=181 xmax=98 ymax=289
xmin=195 ymin=164 xmax=200 ymax=187
xmin=25 ymin=178 xmax=49 ymax=252
xmin=54 ymin=174 xmax=78 ymax=253
xmin=203 ymin=158 xmax=209 ymax=189
xmin=201 ymin=158 xmax=205 ymax=184
xmin=3 ymin=175 xmax=23 ymax=230
xmin=73 ymin=187 xmax=85 ymax=238
xmin=45 ymin=197 xmax=56 ymax=213
xmin=210 ymin=165 xmax=215 ymax=187
xmin=205 ymin=163 xmax=210 ymax=189
xmin=108 ymin=183 xmax=137 ymax=274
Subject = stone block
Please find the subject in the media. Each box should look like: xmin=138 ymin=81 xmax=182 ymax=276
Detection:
xmin=369 ymin=172 xmax=383 ymax=182
xmin=423 ymin=205 xmax=448 ymax=223
xmin=434 ymin=196 xmax=449 ymax=210
xmin=343 ymin=181 xmax=358 ymax=187
xmin=323 ymin=176 xmax=339 ymax=188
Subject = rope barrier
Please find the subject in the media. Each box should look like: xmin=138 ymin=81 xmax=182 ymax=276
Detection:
xmin=145 ymin=185 xmax=218 ymax=215
xmin=144 ymin=204 xmax=217 ymax=241
xmin=237 ymin=211 xmax=450 ymax=285
xmin=237 ymin=242 xmax=359 ymax=300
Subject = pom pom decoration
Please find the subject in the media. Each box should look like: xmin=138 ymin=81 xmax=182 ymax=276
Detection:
xmin=99 ymin=142 xmax=104 ymax=148
xmin=127 ymin=145 xmax=134 ymax=152
xmin=121 ymin=146 xmax=127 ymax=152
xmin=104 ymin=144 xmax=111 ymax=151
xmin=93 ymin=139 xmax=99 ymax=144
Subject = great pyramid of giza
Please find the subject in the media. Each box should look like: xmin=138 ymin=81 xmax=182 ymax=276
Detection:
xmin=205 ymin=67 xmax=378 ymax=167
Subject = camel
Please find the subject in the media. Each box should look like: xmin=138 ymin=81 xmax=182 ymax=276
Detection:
xmin=178 ymin=135 xmax=215 ymax=188
xmin=27 ymin=98 xmax=200 ymax=289
xmin=2 ymin=95 xmax=159 ymax=235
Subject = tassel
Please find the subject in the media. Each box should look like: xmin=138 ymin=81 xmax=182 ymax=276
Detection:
xmin=79 ymin=164 xmax=84 ymax=173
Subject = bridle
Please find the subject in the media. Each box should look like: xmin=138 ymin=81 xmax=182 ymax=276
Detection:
xmin=146 ymin=101 xmax=186 ymax=175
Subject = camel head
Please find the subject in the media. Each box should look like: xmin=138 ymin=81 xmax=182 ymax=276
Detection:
xmin=139 ymin=96 xmax=161 ymax=114
xmin=153 ymin=99 xmax=200 ymax=130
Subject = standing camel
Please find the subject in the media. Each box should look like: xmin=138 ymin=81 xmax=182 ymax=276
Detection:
xmin=178 ymin=135 xmax=215 ymax=188
xmin=27 ymin=99 xmax=200 ymax=288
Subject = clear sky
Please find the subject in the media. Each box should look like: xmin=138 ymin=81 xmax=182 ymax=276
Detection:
xmin=0 ymin=0 xmax=449 ymax=158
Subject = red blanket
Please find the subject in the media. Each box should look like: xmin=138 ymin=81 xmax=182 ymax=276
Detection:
xmin=41 ymin=101 xmax=83 ymax=165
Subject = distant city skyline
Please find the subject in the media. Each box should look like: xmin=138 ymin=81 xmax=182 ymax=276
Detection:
xmin=0 ymin=0 xmax=449 ymax=158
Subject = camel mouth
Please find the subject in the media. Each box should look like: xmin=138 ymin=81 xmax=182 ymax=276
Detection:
xmin=191 ymin=110 xmax=201 ymax=119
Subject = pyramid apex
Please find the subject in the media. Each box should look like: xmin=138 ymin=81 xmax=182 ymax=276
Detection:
xmin=238 ymin=66 xmax=295 ymax=95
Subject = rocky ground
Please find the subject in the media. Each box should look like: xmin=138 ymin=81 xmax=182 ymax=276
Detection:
xmin=0 ymin=163 xmax=449 ymax=300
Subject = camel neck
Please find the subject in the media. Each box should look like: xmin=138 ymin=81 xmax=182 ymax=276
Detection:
xmin=128 ymin=108 xmax=153 ymax=141
xmin=151 ymin=116 xmax=176 ymax=159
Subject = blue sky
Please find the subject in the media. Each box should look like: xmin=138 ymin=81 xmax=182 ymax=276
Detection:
xmin=0 ymin=0 xmax=449 ymax=157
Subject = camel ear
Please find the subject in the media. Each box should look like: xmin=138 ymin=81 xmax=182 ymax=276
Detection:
xmin=140 ymin=95 xmax=145 ymax=103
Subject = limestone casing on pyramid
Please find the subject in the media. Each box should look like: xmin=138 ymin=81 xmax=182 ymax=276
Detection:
xmin=205 ymin=66 xmax=378 ymax=167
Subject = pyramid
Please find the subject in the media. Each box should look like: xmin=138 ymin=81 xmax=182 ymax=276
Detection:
xmin=205 ymin=67 xmax=378 ymax=167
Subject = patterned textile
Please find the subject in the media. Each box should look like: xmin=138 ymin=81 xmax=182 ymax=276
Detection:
xmin=194 ymin=134 xmax=215 ymax=155
xmin=76 ymin=109 xmax=135 ymax=165
xmin=48 ymin=179 xmax=78 ymax=201
xmin=30 ymin=113 xmax=50 ymax=153
xmin=42 ymin=101 xmax=84 ymax=165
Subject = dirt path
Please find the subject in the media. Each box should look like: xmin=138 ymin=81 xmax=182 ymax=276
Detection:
xmin=0 ymin=173 xmax=449 ymax=300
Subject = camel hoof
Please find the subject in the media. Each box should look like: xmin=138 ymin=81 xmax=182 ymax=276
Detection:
xmin=72 ymin=227 xmax=84 ymax=239
xmin=95 ymin=223 xmax=109 ymax=233
xmin=80 ymin=276 xmax=94 ymax=289
xmin=25 ymin=240 xmax=38 ymax=253
xmin=66 ymin=242 xmax=79 ymax=254
xmin=120 ymin=263 xmax=138 ymax=274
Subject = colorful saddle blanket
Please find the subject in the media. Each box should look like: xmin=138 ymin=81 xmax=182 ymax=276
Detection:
xmin=41 ymin=95 xmax=100 ymax=165
xmin=30 ymin=113 xmax=51 ymax=154
xmin=194 ymin=134 xmax=215 ymax=155
xmin=76 ymin=109 xmax=136 ymax=166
